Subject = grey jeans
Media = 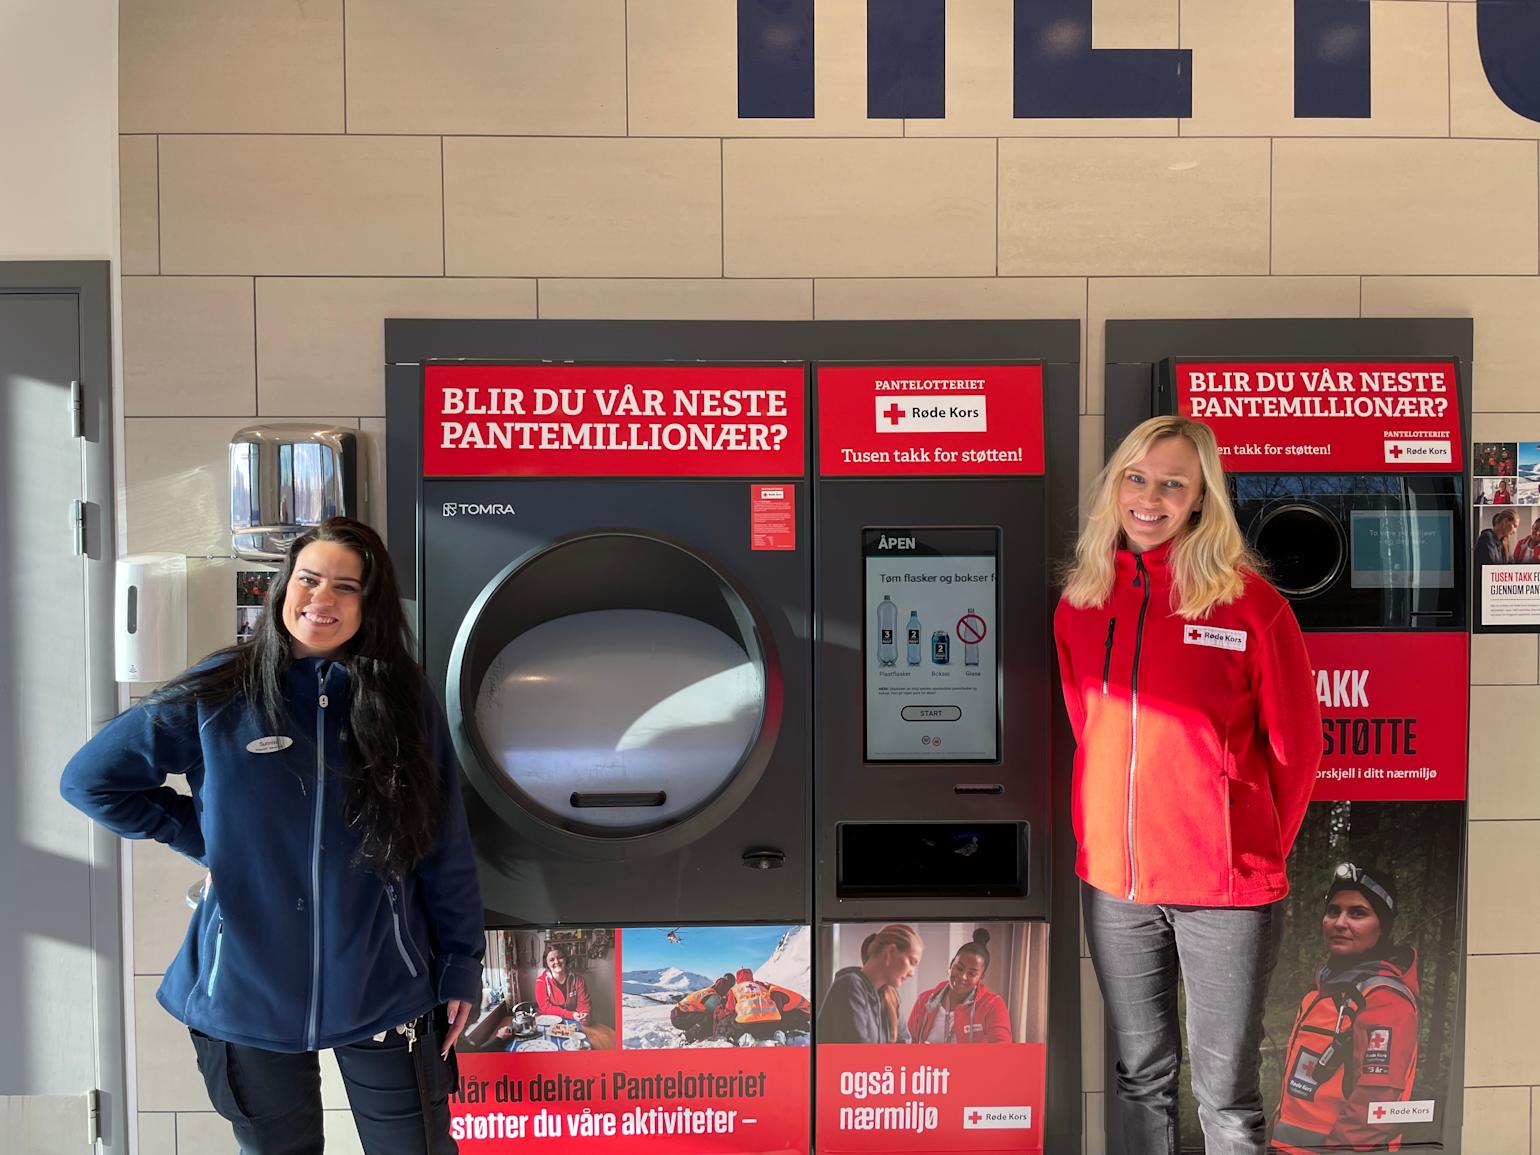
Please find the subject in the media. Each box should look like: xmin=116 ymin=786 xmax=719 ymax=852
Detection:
xmin=1083 ymin=883 xmax=1283 ymax=1155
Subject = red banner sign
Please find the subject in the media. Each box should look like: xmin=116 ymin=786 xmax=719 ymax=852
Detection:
xmin=816 ymin=364 xmax=1045 ymax=476
xmin=1174 ymin=360 xmax=1462 ymax=473
xmin=1304 ymin=631 xmax=1468 ymax=802
xmin=451 ymin=1048 xmax=809 ymax=1154
xmin=423 ymin=364 xmax=806 ymax=477
xmin=816 ymin=1043 xmax=1046 ymax=1153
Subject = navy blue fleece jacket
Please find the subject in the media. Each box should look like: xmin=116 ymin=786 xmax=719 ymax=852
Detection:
xmin=60 ymin=657 xmax=484 ymax=1052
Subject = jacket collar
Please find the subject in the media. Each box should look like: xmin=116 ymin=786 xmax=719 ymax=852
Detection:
xmin=1114 ymin=538 xmax=1176 ymax=587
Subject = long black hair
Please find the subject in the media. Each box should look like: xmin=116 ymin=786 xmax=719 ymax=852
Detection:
xmin=151 ymin=517 xmax=441 ymax=877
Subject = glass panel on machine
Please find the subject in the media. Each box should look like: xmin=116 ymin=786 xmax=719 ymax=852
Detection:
xmin=1349 ymin=509 xmax=1454 ymax=589
xmin=863 ymin=528 xmax=999 ymax=761
xmin=474 ymin=608 xmax=764 ymax=831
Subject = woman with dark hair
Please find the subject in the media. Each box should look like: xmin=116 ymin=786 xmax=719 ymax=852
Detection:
xmin=534 ymin=943 xmax=592 ymax=1023
xmin=906 ymin=929 xmax=1011 ymax=1044
xmin=61 ymin=517 xmax=483 ymax=1154
xmin=1272 ymin=864 xmax=1420 ymax=1153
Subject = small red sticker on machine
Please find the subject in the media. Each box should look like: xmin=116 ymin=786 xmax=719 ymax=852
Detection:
xmin=751 ymin=484 xmax=795 ymax=551
xmin=1173 ymin=360 xmax=1462 ymax=473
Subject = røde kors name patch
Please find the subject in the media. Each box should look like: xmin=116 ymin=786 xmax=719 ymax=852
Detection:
xmin=1183 ymin=625 xmax=1247 ymax=652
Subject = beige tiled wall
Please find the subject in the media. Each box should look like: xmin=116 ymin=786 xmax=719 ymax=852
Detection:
xmin=118 ymin=2 xmax=1540 ymax=1150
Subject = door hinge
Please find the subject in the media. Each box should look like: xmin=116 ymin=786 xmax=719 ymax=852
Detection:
xmin=69 ymin=379 xmax=84 ymax=438
xmin=71 ymin=499 xmax=86 ymax=556
xmin=86 ymin=1088 xmax=101 ymax=1143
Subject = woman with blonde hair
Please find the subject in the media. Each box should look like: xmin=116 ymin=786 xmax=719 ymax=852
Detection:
xmin=817 ymin=924 xmax=923 ymax=1044
xmin=1054 ymin=415 xmax=1320 ymax=1155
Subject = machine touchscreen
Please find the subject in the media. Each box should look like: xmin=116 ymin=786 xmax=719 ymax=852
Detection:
xmin=863 ymin=527 xmax=999 ymax=761
xmin=1350 ymin=509 xmax=1455 ymax=589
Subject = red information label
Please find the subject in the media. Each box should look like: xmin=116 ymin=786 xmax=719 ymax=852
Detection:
xmin=1304 ymin=631 xmax=1468 ymax=802
xmin=1174 ymin=360 xmax=1462 ymax=473
xmin=816 ymin=1043 xmax=1045 ymax=1153
xmin=816 ymin=364 xmax=1045 ymax=476
xmin=423 ymin=364 xmax=805 ymax=478
xmin=451 ymin=1047 xmax=809 ymax=1154
xmin=750 ymin=484 xmax=795 ymax=551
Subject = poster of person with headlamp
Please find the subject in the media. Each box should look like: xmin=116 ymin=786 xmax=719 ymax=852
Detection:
xmin=1269 ymin=862 xmax=1423 ymax=1153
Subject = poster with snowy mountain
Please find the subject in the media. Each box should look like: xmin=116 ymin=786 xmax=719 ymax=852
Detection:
xmin=450 ymin=924 xmax=813 ymax=1154
xmin=622 ymin=925 xmax=811 ymax=1050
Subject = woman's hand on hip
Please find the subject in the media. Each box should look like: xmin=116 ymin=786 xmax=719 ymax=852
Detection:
xmin=443 ymin=999 xmax=471 ymax=1057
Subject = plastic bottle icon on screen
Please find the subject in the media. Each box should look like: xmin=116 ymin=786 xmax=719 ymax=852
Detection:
xmin=963 ymin=608 xmax=980 ymax=666
xmin=931 ymin=630 xmax=951 ymax=665
xmin=878 ymin=596 xmax=897 ymax=666
xmin=906 ymin=611 xmax=923 ymax=665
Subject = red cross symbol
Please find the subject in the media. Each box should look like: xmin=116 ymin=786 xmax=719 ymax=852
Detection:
xmin=1388 ymin=445 xmax=1403 ymax=458
xmin=1188 ymin=628 xmax=1202 ymax=641
xmin=883 ymin=402 xmax=905 ymax=425
xmin=1373 ymin=1106 xmax=1388 ymax=1120
xmin=968 ymin=1112 xmax=982 ymax=1125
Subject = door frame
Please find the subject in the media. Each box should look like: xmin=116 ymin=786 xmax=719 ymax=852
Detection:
xmin=1 ymin=260 xmax=125 ymax=1151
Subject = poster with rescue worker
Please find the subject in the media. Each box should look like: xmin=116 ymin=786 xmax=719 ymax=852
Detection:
xmin=620 ymin=925 xmax=811 ymax=1050
xmin=449 ymin=927 xmax=814 ymax=1153
xmin=1174 ymin=802 xmax=1463 ymax=1153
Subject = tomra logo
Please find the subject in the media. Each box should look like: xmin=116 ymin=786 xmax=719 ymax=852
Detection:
xmin=877 ymin=534 xmax=916 ymax=550
xmin=442 ymin=502 xmax=517 ymax=518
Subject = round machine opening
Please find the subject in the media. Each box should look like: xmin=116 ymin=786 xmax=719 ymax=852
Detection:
xmin=451 ymin=534 xmax=772 ymax=838
xmin=1253 ymin=503 xmax=1345 ymax=598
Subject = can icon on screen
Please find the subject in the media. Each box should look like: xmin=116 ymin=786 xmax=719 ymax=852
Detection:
xmin=931 ymin=630 xmax=950 ymax=665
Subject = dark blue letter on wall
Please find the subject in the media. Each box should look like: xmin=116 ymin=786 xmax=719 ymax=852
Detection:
xmin=1477 ymin=0 xmax=1540 ymax=124
xmin=739 ymin=0 xmax=815 ymax=118
xmin=1295 ymin=0 xmax=1371 ymax=118
xmin=1013 ymin=0 xmax=1190 ymax=118
xmin=868 ymin=0 xmax=947 ymax=119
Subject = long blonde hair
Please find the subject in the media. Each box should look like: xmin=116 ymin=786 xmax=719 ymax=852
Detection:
xmin=1061 ymin=415 xmax=1259 ymax=620
xmin=861 ymin=924 xmax=922 ymax=1043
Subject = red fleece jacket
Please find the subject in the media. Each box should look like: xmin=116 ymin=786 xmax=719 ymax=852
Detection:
xmin=1054 ymin=542 xmax=1320 ymax=906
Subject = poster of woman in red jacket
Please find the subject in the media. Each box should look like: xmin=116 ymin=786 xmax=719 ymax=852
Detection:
xmin=1055 ymin=415 xmax=1320 ymax=1155
xmin=1271 ymin=864 xmax=1420 ymax=1153
xmin=905 ymin=929 xmax=1012 ymax=1045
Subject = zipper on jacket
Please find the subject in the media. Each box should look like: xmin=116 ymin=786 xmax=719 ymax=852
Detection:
xmin=1101 ymin=618 xmax=1116 ymax=696
xmin=1125 ymin=554 xmax=1151 ymax=902
xmin=206 ymin=920 xmax=224 ymax=998
xmin=305 ymin=667 xmax=328 ymax=1051
xmin=385 ymin=882 xmax=419 ymax=978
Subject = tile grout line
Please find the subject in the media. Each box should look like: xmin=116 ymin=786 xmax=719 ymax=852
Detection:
xmin=624 ymin=0 xmax=631 ymax=137
xmin=720 ymin=138 xmax=726 ymax=277
xmin=251 ymin=277 xmax=260 ymax=416
xmin=440 ymin=136 xmax=447 ymax=277
xmin=342 ymin=0 xmax=348 ymax=134
xmin=154 ymin=134 xmax=162 ymax=275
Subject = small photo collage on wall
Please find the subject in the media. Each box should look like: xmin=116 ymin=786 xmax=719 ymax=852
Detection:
xmin=235 ymin=570 xmax=275 ymax=642
xmin=1472 ymin=441 xmax=1540 ymax=629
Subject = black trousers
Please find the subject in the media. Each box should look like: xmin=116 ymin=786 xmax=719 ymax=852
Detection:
xmin=189 ymin=1012 xmax=457 ymax=1155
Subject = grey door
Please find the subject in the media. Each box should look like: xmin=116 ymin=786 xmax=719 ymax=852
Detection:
xmin=0 ymin=271 xmax=124 ymax=1151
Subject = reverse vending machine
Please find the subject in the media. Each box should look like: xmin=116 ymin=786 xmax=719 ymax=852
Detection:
xmin=811 ymin=328 xmax=1082 ymax=1155
xmin=1106 ymin=318 xmax=1473 ymax=1154
xmin=386 ymin=319 xmax=1082 ymax=1154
